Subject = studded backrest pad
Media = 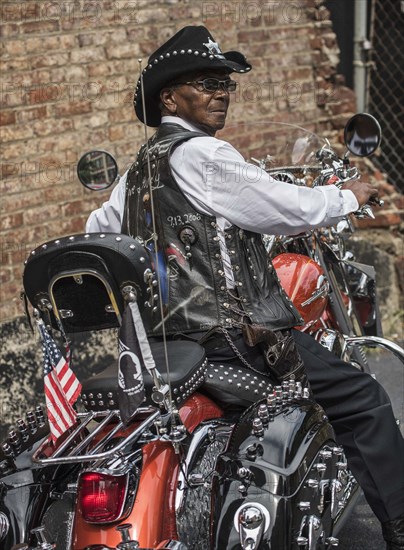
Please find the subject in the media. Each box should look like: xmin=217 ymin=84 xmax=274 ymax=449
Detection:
xmin=23 ymin=233 xmax=155 ymax=333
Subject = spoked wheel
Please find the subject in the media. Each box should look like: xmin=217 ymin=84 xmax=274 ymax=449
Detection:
xmin=176 ymin=433 xmax=228 ymax=550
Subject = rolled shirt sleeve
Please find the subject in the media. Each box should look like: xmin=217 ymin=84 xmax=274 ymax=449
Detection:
xmin=170 ymin=137 xmax=359 ymax=236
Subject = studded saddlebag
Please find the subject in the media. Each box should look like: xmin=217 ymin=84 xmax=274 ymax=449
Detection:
xmin=210 ymin=397 xmax=338 ymax=549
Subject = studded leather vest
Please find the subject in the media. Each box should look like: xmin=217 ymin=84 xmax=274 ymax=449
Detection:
xmin=122 ymin=123 xmax=302 ymax=336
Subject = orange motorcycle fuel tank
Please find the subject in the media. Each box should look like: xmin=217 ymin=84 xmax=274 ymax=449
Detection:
xmin=272 ymin=253 xmax=329 ymax=329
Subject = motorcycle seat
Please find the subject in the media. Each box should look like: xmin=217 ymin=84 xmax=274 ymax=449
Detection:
xmin=80 ymin=339 xmax=207 ymax=411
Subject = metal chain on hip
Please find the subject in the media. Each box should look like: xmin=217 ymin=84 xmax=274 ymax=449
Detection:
xmin=213 ymin=326 xmax=271 ymax=379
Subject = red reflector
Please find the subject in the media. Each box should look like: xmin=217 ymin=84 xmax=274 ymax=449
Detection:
xmin=78 ymin=472 xmax=128 ymax=523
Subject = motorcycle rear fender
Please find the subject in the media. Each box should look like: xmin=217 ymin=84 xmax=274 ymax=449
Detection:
xmin=71 ymin=440 xmax=179 ymax=549
xmin=211 ymin=400 xmax=336 ymax=549
xmin=71 ymin=392 xmax=224 ymax=550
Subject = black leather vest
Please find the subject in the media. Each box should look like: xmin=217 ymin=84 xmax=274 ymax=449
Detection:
xmin=122 ymin=123 xmax=302 ymax=336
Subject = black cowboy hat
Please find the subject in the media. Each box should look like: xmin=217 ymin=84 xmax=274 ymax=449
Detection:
xmin=134 ymin=25 xmax=252 ymax=127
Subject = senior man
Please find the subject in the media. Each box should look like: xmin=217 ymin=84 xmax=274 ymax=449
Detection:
xmin=87 ymin=26 xmax=404 ymax=549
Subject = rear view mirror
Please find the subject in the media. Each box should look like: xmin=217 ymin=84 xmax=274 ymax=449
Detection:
xmin=344 ymin=113 xmax=382 ymax=157
xmin=77 ymin=150 xmax=118 ymax=190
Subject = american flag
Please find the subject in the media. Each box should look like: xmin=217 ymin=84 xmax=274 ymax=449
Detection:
xmin=38 ymin=322 xmax=81 ymax=444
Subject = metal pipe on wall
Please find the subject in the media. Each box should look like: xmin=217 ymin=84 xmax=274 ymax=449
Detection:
xmin=353 ymin=0 xmax=370 ymax=112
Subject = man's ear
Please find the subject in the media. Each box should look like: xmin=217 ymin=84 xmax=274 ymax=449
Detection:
xmin=160 ymin=88 xmax=177 ymax=115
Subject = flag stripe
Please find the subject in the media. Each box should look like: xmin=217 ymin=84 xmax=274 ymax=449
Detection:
xmin=45 ymin=373 xmax=76 ymax=427
xmin=56 ymin=359 xmax=81 ymax=402
xmin=44 ymin=386 xmax=75 ymax=430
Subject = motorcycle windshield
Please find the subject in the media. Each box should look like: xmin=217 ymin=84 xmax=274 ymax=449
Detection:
xmin=217 ymin=121 xmax=327 ymax=172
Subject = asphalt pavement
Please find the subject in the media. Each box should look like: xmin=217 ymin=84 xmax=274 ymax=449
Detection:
xmin=337 ymin=345 xmax=404 ymax=549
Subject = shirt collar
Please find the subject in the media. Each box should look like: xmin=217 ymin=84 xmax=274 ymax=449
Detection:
xmin=161 ymin=115 xmax=209 ymax=135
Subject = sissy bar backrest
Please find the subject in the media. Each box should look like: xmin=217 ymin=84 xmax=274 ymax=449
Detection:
xmin=23 ymin=233 xmax=156 ymax=334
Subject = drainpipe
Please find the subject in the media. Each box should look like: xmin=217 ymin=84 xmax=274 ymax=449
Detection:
xmin=353 ymin=0 xmax=371 ymax=112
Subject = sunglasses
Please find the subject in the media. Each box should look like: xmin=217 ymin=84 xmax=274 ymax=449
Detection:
xmin=172 ymin=78 xmax=238 ymax=93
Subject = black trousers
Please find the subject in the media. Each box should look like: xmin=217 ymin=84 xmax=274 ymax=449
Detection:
xmin=203 ymin=329 xmax=404 ymax=523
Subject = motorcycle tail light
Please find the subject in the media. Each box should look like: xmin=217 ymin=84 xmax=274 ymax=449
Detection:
xmin=78 ymin=472 xmax=128 ymax=523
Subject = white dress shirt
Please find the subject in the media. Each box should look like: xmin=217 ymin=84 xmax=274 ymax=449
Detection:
xmin=86 ymin=115 xmax=358 ymax=236
xmin=86 ymin=115 xmax=359 ymax=288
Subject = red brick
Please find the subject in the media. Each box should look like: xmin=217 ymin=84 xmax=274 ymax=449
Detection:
xmin=27 ymin=85 xmax=60 ymax=105
xmin=4 ymin=39 xmax=26 ymax=55
xmin=0 ymin=213 xmax=23 ymax=231
xmin=377 ymin=181 xmax=396 ymax=196
xmin=0 ymin=302 xmax=21 ymax=324
xmin=46 ymin=216 xmax=87 ymax=236
xmin=1 ymin=2 xmax=40 ymax=22
xmin=108 ymin=106 xmax=131 ymax=123
xmin=23 ymin=205 xmax=59 ymax=227
xmin=51 ymin=65 xmax=87 ymax=82
xmin=393 ymin=195 xmax=404 ymax=210
xmin=21 ymin=20 xmax=59 ymax=35
xmin=1 ymin=124 xmax=34 ymax=141
xmin=0 ymin=267 xmax=12 ymax=285
xmin=0 ymin=111 xmax=16 ymax=125
xmin=310 ymin=36 xmax=323 ymax=49
xmin=6 ymin=228 xmax=49 ymax=255
xmin=354 ymin=212 xmax=403 ymax=229
xmin=106 ymin=43 xmax=135 ymax=60
xmin=0 ymin=23 xmax=19 ymax=37
xmin=33 ymin=118 xmax=74 ymax=137
xmin=25 ymin=35 xmax=60 ymax=53
xmin=1 ymin=190 xmax=46 ymax=213
xmin=54 ymin=101 xmax=93 ymax=117
xmin=62 ymin=200 xmax=88 ymax=216
xmin=317 ymin=6 xmax=331 ymax=21
xmin=17 ymin=106 xmax=47 ymax=123
xmin=30 ymin=53 xmax=70 ymax=69
xmin=108 ymin=125 xmax=126 ymax=141
xmin=0 ymin=282 xmax=21 ymax=302
xmin=0 ymin=162 xmax=20 ymax=178
xmin=70 ymin=47 xmax=105 ymax=64
xmin=1 ymin=56 xmax=29 ymax=72
xmin=44 ymin=185 xmax=80 ymax=204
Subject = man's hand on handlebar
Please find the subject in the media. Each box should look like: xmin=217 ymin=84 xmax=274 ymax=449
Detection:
xmin=341 ymin=180 xmax=380 ymax=207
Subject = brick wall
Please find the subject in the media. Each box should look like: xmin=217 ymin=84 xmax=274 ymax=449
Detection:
xmin=0 ymin=1 xmax=403 ymax=432
xmin=1 ymin=0 xmax=402 ymax=323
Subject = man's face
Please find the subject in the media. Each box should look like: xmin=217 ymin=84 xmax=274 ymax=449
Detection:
xmin=160 ymin=69 xmax=233 ymax=136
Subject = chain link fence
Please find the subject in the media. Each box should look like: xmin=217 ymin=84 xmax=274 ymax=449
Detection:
xmin=367 ymin=0 xmax=404 ymax=191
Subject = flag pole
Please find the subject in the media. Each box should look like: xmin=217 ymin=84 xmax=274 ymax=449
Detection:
xmin=137 ymin=59 xmax=177 ymax=422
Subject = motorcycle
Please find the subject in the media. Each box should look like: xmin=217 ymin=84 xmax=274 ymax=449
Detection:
xmin=254 ymin=113 xmax=404 ymax=370
xmin=1 ymin=114 xmax=403 ymax=550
